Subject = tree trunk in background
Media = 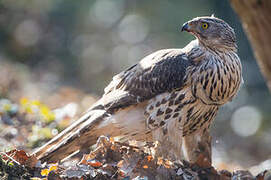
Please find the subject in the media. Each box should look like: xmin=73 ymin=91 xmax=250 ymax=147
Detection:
xmin=230 ymin=0 xmax=271 ymax=92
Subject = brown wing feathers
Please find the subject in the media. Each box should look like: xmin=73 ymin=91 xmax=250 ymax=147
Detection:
xmin=33 ymin=49 xmax=191 ymax=162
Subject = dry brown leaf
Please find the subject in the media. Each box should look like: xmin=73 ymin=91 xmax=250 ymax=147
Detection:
xmin=146 ymin=155 xmax=153 ymax=162
xmin=2 ymin=149 xmax=37 ymax=168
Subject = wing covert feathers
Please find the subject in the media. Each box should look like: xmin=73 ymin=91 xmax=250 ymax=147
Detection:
xmin=102 ymin=49 xmax=192 ymax=112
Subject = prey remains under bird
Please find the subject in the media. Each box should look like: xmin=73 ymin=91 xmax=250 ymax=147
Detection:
xmin=34 ymin=16 xmax=242 ymax=163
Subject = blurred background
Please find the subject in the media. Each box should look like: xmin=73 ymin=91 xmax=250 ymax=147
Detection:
xmin=0 ymin=0 xmax=270 ymax=172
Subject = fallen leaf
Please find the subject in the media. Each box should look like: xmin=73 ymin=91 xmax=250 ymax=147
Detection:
xmin=146 ymin=155 xmax=153 ymax=162
xmin=87 ymin=159 xmax=102 ymax=168
xmin=164 ymin=159 xmax=172 ymax=168
xmin=157 ymin=157 xmax=163 ymax=166
xmin=41 ymin=169 xmax=49 ymax=176
xmin=49 ymin=164 xmax=58 ymax=172
xmin=3 ymin=149 xmax=37 ymax=168
xmin=143 ymin=165 xmax=148 ymax=169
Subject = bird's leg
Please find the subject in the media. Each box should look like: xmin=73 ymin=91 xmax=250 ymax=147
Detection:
xmin=152 ymin=125 xmax=183 ymax=161
xmin=181 ymin=127 xmax=212 ymax=167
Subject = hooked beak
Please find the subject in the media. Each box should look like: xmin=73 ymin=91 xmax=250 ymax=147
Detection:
xmin=181 ymin=22 xmax=190 ymax=32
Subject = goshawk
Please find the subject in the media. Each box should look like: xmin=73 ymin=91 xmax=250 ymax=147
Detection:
xmin=34 ymin=16 xmax=242 ymax=163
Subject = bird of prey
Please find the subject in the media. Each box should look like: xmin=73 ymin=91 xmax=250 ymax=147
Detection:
xmin=34 ymin=16 xmax=242 ymax=163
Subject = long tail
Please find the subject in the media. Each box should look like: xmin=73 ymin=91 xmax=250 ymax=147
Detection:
xmin=33 ymin=107 xmax=114 ymax=163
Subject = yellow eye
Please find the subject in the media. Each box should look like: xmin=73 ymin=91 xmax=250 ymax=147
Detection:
xmin=202 ymin=23 xmax=208 ymax=29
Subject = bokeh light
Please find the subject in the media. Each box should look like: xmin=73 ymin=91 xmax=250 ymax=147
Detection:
xmin=14 ymin=20 xmax=41 ymax=47
xmin=90 ymin=0 xmax=124 ymax=28
xmin=118 ymin=14 xmax=149 ymax=44
xmin=231 ymin=106 xmax=262 ymax=137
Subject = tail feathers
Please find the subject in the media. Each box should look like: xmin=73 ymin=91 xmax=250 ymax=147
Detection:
xmin=33 ymin=109 xmax=112 ymax=163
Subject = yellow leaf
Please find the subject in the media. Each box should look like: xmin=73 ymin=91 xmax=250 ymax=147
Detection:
xmin=25 ymin=106 xmax=33 ymax=114
xmin=48 ymin=113 xmax=55 ymax=121
xmin=40 ymin=105 xmax=50 ymax=116
xmin=8 ymin=162 xmax=14 ymax=167
xmin=41 ymin=169 xmax=49 ymax=176
xmin=40 ymin=128 xmax=52 ymax=139
xmin=20 ymin=98 xmax=28 ymax=105
xmin=31 ymin=100 xmax=41 ymax=106
xmin=49 ymin=165 xmax=58 ymax=172
xmin=40 ymin=105 xmax=55 ymax=122
xmin=3 ymin=104 xmax=11 ymax=111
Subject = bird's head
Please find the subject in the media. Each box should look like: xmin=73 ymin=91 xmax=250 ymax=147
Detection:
xmin=182 ymin=16 xmax=237 ymax=51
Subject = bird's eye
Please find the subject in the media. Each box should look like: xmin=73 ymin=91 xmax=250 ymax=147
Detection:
xmin=201 ymin=23 xmax=208 ymax=29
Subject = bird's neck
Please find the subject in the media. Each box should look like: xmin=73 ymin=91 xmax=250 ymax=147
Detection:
xmin=198 ymin=38 xmax=237 ymax=54
xmin=186 ymin=39 xmax=238 ymax=65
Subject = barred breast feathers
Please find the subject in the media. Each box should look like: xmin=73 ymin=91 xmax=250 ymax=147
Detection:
xmin=186 ymin=39 xmax=242 ymax=106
